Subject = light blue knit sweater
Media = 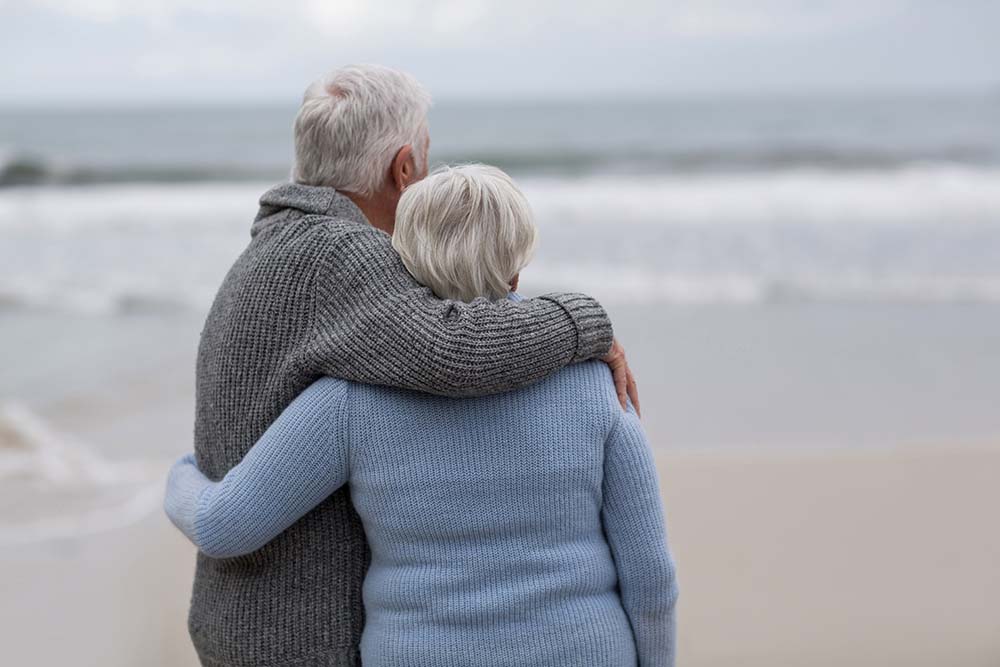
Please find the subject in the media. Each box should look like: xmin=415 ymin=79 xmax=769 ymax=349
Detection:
xmin=165 ymin=361 xmax=677 ymax=666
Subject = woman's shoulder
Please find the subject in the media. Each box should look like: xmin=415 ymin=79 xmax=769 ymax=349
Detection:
xmin=541 ymin=360 xmax=622 ymax=430
xmin=289 ymin=377 xmax=354 ymax=419
xmin=340 ymin=362 xmax=621 ymax=436
xmin=553 ymin=358 xmax=615 ymax=387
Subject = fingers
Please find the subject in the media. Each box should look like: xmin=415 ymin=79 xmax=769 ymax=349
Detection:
xmin=602 ymin=338 xmax=623 ymax=363
xmin=626 ymin=367 xmax=641 ymax=417
xmin=603 ymin=338 xmax=635 ymax=413
xmin=611 ymin=360 xmax=628 ymax=410
xmin=610 ymin=361 xmax=629 ymax=410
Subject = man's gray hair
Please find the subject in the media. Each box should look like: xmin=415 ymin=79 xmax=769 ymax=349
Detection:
xmin=292 ymin=64 xmax=432 ymax=197
xmin=392 ymin=164 xmax=537 ymax=303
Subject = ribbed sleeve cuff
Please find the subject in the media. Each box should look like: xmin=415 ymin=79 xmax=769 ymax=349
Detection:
xmin=164 ymin=453 xmax=209 ymax=542
xmin=539 ymin=292 xmax=614 ymax=362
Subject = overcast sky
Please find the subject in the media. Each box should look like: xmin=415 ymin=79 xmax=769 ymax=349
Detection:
xmin=2 ymin=0 xmax=998 ymax=105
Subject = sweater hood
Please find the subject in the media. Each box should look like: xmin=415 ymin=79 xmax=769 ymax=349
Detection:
xmin=252 ymin=183 xmax=368 ymax=236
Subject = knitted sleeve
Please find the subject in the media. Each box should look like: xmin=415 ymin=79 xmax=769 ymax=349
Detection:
xmin=307 ymin=223 xmax=614 ymax=397
xmin=163 ymin=377 xmax=352 ymax=558
xmin=601 ymin=403 xmax=679 ymax=667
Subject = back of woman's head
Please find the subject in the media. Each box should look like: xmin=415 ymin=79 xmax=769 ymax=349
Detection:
xmin=392 ymin=164 xmax=537 ymax=302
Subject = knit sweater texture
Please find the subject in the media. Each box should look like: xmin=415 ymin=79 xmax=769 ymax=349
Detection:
xmin=188 ymin=183 xmax=614 ymax=666
xmin=168 ymin=363 xmax=677 ymax=667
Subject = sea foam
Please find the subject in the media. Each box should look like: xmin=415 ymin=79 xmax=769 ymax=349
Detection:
xmin=0 ymin=403 xmax=165 ymax=545
xmin=1 ymin=167 xmax=1000 ymax=311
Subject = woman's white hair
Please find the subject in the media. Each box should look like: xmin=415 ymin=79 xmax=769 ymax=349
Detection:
xmin=392 ymin=164 xmax=537 ymax=303
xmin=292 ymin=64 xmax=431 ymax=197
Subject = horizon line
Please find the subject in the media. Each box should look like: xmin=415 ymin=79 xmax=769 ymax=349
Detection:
xmin=1 ymin=83 xmax=998 ymax=112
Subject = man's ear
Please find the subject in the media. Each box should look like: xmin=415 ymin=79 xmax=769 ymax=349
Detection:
xmin=390 ymin=144 xmax=415 ymax=193
xmin=509 ymin=274 xmax=519 ymax=292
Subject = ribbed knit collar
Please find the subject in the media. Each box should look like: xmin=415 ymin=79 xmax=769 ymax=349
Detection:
xmin=253 ymin=182 xmax=369 ymax=234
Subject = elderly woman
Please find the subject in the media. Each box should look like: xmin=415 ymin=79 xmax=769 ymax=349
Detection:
xmin=165 ymin=165 xmax=678 ymax=666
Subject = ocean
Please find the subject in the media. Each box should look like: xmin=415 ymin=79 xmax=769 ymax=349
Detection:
xmin=2 ymin=94 xmax=1000 ymax=544
xmin=3 ymin=94 xmax=1000 ymax=313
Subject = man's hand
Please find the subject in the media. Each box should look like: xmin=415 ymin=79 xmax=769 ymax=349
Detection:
xmin=603 ymin=338 xmax=640 ymax=416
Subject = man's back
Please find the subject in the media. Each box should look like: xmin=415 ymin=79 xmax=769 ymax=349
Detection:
xmin=190 ymin=183 xmax=614 ymax=666
xmin=192 ymin=200 xmax=370 ymax=667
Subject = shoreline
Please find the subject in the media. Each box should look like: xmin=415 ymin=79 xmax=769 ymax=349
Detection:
xmin=4 ymin=303 xmax=1000 ymax=455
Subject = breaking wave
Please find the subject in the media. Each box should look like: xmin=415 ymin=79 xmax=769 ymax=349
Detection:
xmin=3 ymin=144 xmax=999 ymax=188
xmin=1 ymin=167 xmax=1000 ymax=312
xmin=0 ymin=402 xmax=165 ymax=545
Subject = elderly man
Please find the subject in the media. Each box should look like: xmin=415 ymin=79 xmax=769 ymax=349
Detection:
xmin=187 ymin=64 xmax=635 ymax=666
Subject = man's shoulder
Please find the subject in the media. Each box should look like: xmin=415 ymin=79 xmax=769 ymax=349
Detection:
xmin=301 ymin=214 xmax=392 ymax=257
xmin=300 ymin=216 xmax=405 ymax=281
xmin=251 ymin=184 xmax=393 ymax=266
xmin=309 ymin=213 xmax=381 ymax=237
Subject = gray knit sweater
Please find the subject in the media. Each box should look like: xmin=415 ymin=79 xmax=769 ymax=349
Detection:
xmin=189 ymin=183 xmax=614 ymax=667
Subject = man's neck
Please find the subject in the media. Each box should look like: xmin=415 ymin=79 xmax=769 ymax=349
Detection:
xmin=345 ymin=192 xmax=395 ymax=235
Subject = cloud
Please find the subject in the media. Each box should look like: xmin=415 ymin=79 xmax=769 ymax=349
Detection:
xmin=21 ymin=0 xmax=910 ymax=40
xmin=2 ymin=0 xmax=996 ymax=103
xmin=661 ymin=1 xmax=910 ymax=38
xmin=27 ymin=0 xmax=256 ymax=22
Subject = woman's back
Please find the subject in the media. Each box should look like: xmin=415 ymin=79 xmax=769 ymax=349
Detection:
xmin=348 ymin=360 xmax=637 ymax=665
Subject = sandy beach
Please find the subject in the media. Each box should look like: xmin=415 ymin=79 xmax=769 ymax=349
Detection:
xmin=664 ymin=444 xmax=1000 ymax=667
xmin=3 ymin=441 xmax=998 ymax=666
